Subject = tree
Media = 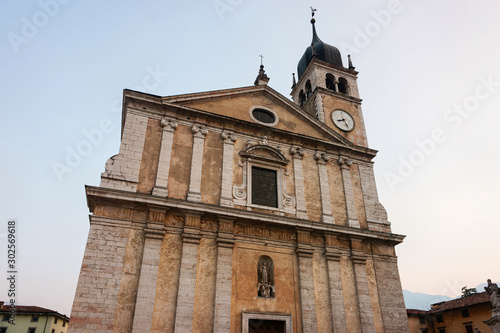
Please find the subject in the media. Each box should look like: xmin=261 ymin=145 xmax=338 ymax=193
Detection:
xmin=461 ymin=286 xmax=477 ymax=297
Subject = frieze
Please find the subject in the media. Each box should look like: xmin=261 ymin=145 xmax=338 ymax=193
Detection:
xmin=234 ymin=224 xmax=295 ymax=242
xmin=165 ymin=215 xmax=184 ymax=227
xmin=200 ymin=218 xmax=218 ymax=232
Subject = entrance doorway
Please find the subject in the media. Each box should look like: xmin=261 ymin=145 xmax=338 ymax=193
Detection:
xmin=249 ymin=319 xmax=285 ymax=333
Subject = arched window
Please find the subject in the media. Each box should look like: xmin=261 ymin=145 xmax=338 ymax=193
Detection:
xmin=299 ymin=90 xmax=305 ymax=106
xmin=326 ymin=73 xmax=336 ymax=91
xmin=338 ymin=77 xmax=349 ymax=95
xmin=257 ymin=255 xmax=275 ymax=298
xmin=305 ymin=80 xmax=312 ymax=99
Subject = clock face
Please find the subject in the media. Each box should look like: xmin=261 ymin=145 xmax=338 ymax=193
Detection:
xmin=331 ymin=110 xmax=355 ymax=132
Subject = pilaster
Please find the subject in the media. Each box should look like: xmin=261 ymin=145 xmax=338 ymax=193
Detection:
xmin=296 ymin=230 xmax=318 ymax=333
xmin=290 ymin=146 xmax=308 ymax=220
xmin=187 ymin=124 xmax=208 ymax=202
xmin=314 ymin=151 xmax=334 ymax=224
xmin=174 ymin=212 xmax=202 ymax=333
xmin=324 ymin=234 xmax=348 ymax=333
xmin=338 ymin=157 xmax=360 ymax=228
xmin=213 ymin=217 xmax=236 ymax=333
xmin=131 ymin=210 xmax=166 ymax=333
xmin=351 ymin=238 xmax=376 ymax=333
xmin=219 ymin=131 xmax=237 ymax=207
xmin=152 ymin=118 xmax=178 ymax=196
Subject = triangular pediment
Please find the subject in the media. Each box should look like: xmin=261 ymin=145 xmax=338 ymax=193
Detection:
xmin=162 ymin=85 xmax=353 ymax=148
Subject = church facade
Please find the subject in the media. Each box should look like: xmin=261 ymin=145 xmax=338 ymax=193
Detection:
xmin=69 ymin=17 xmax=409 ymax=333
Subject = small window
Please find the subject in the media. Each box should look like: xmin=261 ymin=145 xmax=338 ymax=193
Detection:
xmin=62 ymin=321 xmax=66 ymax=327
xmin=0 ymin=327 xmax=7 ymax=333
xmin=252 ymin=109 xmax=275 ymax=124
xmin=251 ymin=167 xmax=277 ymax=208
xmin=28 ymin=328 xmax=37 ymax=333
xmin=51 ymin=330 xmax=55 ymax=333
xmin=436 ymin=314 xmax=443 ymax=323
xmin=54 ymin=317 xmax=58 ymax=324
xmin=438 ymin=328 xmax=445 ymax=333
xmin=419 ymin=317 xmax=426 ymax=324
xmin=31 ymin=315 xmax=39 ymax=322
xmin=465 ymin=325 xmax=473 ymax=333
xmin=461 ymin=309 xmax=470 ymax=318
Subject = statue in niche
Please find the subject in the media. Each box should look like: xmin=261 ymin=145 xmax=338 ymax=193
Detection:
xmin=257 ymin=256 xmax=275 ymax=298
xmin=485 ymin=279 xmax=500 ymax=309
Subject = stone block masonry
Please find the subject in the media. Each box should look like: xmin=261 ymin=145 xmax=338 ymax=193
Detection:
xmin=68 ymin=218 xmax=130 ymax=333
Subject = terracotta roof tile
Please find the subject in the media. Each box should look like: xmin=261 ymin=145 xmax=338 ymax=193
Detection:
xmin=429 ymin=292 xmax=490 ymax=313
xmin=0 ymin=302 xmax=69 ymax=319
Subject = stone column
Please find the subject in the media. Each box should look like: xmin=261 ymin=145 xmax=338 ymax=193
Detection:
xmin=131 ymin=215 xmax=166 ymax=333
xmin=152 ymin=118 xmax=178 ymax=196
xmin=296 ymin=230 xmax=318 ymax=333
xmin=290 ymin=146 xmax=308 ymax=220
xmin=325 ymin=235 xmax=348 ymax=333
xmin=334 ymin=80 xmax=339 ymax=92
xmin=314 ymin=152 xmax=334 ymax=224
xmin=338 ymin=158 xmax=360 ymax=228
xmin=187 ymin=125 xmax=208 ymax=202
xmin=219 ymin=132 xmax=237 ymax=207
xmin=213 ymin=217 xmax=236 ymax=333
xmin=351 ymin=238 xmax=376 ymax=333
xmin=174 ymin=212 xmax=202 ymax=333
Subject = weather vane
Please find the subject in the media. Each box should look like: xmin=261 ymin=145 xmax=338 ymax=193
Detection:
xmin=310 ymin=7 xmax=317 ymax=17
xmin=259 ymin=54 xmax=264 ymax=66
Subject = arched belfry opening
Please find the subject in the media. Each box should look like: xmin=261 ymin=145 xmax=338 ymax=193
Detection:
xmin=326 ymin=73 xmax=336 ymax=91
xmin=338 ymin=77 xmax=349 ymax=95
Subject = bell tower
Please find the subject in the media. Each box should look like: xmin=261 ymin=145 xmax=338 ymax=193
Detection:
xmin=291 ymin=12 xmax=369 ymax=147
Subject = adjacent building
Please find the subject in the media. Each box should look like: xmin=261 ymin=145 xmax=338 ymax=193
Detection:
xmin=0 ymin=302 xmax=69 ymax=333
xmin=407 ymin=292 xmax=492 ymax=333
xmin=69 ymin=15 xmax=410 ymax=333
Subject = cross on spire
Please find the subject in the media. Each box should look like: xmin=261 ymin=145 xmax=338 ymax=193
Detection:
xmin=259 ymin=54 xmax=264 ymax=66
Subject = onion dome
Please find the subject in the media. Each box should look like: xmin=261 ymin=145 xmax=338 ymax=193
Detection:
xmin=297 ymin=18 xmax=343 ymax=79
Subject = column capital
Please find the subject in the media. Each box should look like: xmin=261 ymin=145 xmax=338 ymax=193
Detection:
xmin=351 ymin=250 xmax=368 ymax=264
xmin=290 ymin=145 xmax=305 ymax=159
xmin=296 ymin=245 xmax=314 ymax=258
xmin=192 ymin=124 xmax=208 ymax=137
xmin=337 ymin=157 xmax=353 ymax=169
xmin=160 ymin=117 xmax=178 ymax=132
xmin=314 ymin=151 xmax=330 ymax=164
xmin=221 ymin=131 xmax=237 ymax=143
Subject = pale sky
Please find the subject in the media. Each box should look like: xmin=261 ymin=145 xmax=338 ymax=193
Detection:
xmin=1 ymin=0 xmax=499 ymax=316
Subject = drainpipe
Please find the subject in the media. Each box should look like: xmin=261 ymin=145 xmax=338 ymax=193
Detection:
xmin=42 ymin=313 xmax=49 ymax=333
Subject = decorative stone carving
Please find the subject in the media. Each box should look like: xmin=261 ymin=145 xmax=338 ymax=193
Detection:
xmin=221 ymin=131 xmax=237 ymax=143
xmin=282 ymin=193 xmax=295 ymax=209
xmin=485 ymin=279 xmax=500 ymax=309
xmin=191 ymin=124 xmax=208 ymax=137
xmin=259 ymin=136 xmax=270 ymax=146
xmin=232 ymin=184 xmax=247 ymax=201
xmin=160 ymin=117 xmax=178 ymax=130
xmin=484 ymin=279 xmax=500 ymax=332
xmin=314 ymin=151 xmax=330 ymax=163
xmin=290 ymin=146 xmax=305 ymax=157
xmin=257 ymin=256 xmax=275 ymax=298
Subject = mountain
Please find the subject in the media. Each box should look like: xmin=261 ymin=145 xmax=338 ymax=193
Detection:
xmin=403 ymin=290 xmax=452 ymax=310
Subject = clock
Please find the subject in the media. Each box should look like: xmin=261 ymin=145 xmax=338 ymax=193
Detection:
xmin=331 ymin=110 xmax=355 ymax=132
